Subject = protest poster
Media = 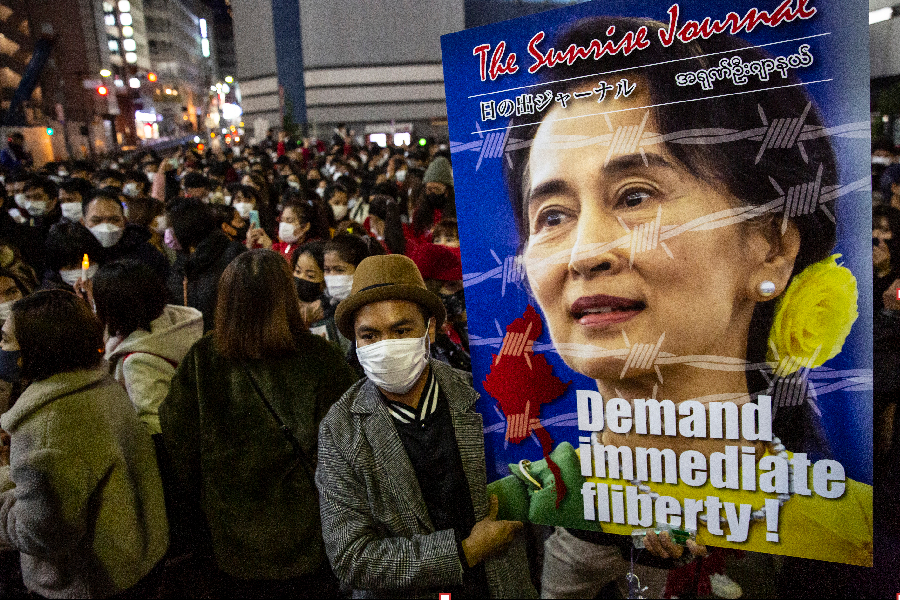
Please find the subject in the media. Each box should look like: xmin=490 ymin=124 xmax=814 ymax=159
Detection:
xmin=441 ymin=0 xmax=872 ymax=565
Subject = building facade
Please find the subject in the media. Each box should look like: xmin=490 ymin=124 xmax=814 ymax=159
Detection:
xmin=232 ymin=0 xmax=464 ymax=143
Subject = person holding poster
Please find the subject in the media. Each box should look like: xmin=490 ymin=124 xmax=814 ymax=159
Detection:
xmin=315 ymin=254 xmax=537 ymax=599
xmin=441 ymin=0 xmax=872 ymax=594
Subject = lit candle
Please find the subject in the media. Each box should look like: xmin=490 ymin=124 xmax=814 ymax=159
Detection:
xmin=82 ymin=254 xmax=90 ymax=283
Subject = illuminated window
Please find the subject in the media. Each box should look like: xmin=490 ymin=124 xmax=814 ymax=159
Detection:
xmin=199 ymin=18 xmax=207 ymax=38
xmin=122 ymin=38 xmax=136 ymax=51
xmin=119 ymin=13 xmax=132 ymax=26
xmin=125 ymin=52 xmax=137 ymax=63
xmin=118 ymin=0 xmax=131 ymax=13
xmin=103 ymin=2 xmax=115 ymax=12
xmin=122 ymin=25 xmax=133 ymax=37
xmin=108 ymin=39 xmax=119 ymax=52
xmin=201 ymin=38 xmax=210 ymax=57
xmin=104 ymin=14 xmax=116 ymax=26
xmin=129 ymin=77 xmax=140 ymax=88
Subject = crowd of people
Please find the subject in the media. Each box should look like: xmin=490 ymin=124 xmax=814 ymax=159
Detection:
xmin=0 ymin=120 xmax=892 ymax=598
xmin=0 ymin=129 xmax=482 ymax=598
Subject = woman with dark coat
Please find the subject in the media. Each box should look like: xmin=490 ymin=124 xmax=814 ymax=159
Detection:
xmin=160 ymin=250 xmax=358 ymax=597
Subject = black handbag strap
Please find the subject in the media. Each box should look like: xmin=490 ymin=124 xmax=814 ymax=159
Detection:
xmin=242 ymin=365 xmax=317 ymax=481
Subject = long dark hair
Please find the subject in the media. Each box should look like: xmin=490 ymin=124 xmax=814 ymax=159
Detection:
xmin=504 ymin=17 xmax=839 ymax=456
xmin=214 ymin=250 xmax=308 ymax=360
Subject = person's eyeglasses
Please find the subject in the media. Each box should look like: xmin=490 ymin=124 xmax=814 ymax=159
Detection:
xmin=874 ymin=237 xmax=883 ymax=247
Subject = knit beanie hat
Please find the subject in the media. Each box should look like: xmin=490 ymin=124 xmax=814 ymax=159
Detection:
xmin=423 ymin=156 xmax=454 ymax=189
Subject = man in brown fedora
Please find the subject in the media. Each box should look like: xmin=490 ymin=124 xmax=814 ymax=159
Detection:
xmin=315 ymin=254 xmax=536 ymax=598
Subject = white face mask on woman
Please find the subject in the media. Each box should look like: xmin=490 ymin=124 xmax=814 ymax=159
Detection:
xmin=278 ymin=222 xmax=299 ymax=244
xmin=355 ymin=330 xmax=430 ymax=394
xmin=233 ymin=201 xmax=253 ymax=219
xmin=324 ymin=274 xmax=353 ymax=301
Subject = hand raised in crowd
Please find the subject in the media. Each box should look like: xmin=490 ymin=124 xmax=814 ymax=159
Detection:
xmin=643 ymin=529 xmax=707 ymax=561
xmin=461 ymin=495 xmax=523 ymax=567
xmin=883 ymin=278 xmax=900 ymax=311
xmin=72 ymin=278 xmax=95 ymax=312
xmin=246 ymin=227 xmax=272 ymax=250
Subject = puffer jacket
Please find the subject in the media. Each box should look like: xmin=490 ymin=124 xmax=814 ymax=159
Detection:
xmin=106 ymin=304 xmax=204 ymax=435
xmin=0 ymin=368 xmax=168 ymax=598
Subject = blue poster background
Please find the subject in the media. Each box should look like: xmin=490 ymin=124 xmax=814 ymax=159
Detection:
xmin=441 ymin=0 xmax=872 ymax=497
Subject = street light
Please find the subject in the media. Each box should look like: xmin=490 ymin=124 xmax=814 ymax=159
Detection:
xmin=100 ymin=69 xmax=111 ymax=77
xmin=98 ymin=85 xmax=109 ymax=96
xmin=224 ymin=76 xmax=233 ymax=84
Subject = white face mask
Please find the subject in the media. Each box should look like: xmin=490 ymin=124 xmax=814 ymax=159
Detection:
xmin=233 ymin=201 xmax=253 ymax=219
xmin=356 ymin=331 xmax=430 ymax=394
xmin=331 ymin=203 xmax=348 ymax=221
xmin=89 ymin=223 xmax=124 ymax=248
xmin=395 ymin=169 xmax=407 ymax=183
xmin=122 ymin=182 xmax=139 ymax=197
xmin=23 ymin=200 xmax=48 ymax=216
xmin=315 ymin=187 xmax=325 ymax=198
xmin=287 ymin=180 xmax=301 ymax=190
xmin=59 ymin=265 xmax=98 ymax=287
xmin=278 ymin=221 xmax=299 ymax=244
xmin=145 ymin=171 xmax=156 ymax=183
xmin=224 ymin=194 xmax=232 ymax=205
xmin=152 ymin=214 xmax=168 ymax=234
xmin=324 ymin=274 xmax=353 ymax=301
xmin=0 ymin=299 xmax=13 ymax=321
xmin=61 ymin=201 xmax=82 ymax=221
xmin=13 ymin=193 xmax=26 ymax=209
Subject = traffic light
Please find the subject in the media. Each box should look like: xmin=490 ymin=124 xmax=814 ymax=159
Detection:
xmin=418 ymin=138 xmax=427 ymax=146
xmin=148 ymin=72 xmax=157 ymax=82
xmin=46 ymin=127 xmax=54 ymax=136
xmin=98 ymin=85 xmax=109 ymax=96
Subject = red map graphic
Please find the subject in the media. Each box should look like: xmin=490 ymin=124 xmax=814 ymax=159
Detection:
xmin=483 ymin=305 xmax=570 ymax=505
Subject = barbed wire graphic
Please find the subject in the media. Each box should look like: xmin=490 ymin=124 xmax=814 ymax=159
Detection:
xmin=469 ymin=332 xmax=873 ymax=397
xmin=453 ymin=104 xmax=869 ymax=168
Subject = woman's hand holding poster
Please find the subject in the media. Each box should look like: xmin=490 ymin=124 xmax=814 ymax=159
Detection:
xmin=441 ymin=0 xmax=871 ymax=565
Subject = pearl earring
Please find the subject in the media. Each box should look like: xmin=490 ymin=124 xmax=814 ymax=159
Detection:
xmin=758 ymin=280 xmax=776 ymax=297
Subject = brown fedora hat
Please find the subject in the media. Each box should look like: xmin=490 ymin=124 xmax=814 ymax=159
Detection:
xmin=334 ymin=254 xmax=446 ymax=340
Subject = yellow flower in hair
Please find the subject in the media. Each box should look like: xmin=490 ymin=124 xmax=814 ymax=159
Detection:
xmin=766 ymin=254 xmax=858 ymax=377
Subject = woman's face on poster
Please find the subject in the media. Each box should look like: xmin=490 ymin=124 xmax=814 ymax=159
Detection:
xmin=521 ymin=80 xmax=777 ymax=382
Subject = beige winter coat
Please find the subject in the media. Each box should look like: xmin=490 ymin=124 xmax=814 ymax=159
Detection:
xmin=0 ymin=368 xmax=168 ymax=598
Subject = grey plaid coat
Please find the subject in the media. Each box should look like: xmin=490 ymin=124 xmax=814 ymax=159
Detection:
xmin=316 ymin=360 xmax=537 ymax=599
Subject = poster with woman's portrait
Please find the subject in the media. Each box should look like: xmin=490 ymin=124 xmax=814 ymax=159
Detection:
xmin=441 ymin=0 xmax=871 ymax=565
